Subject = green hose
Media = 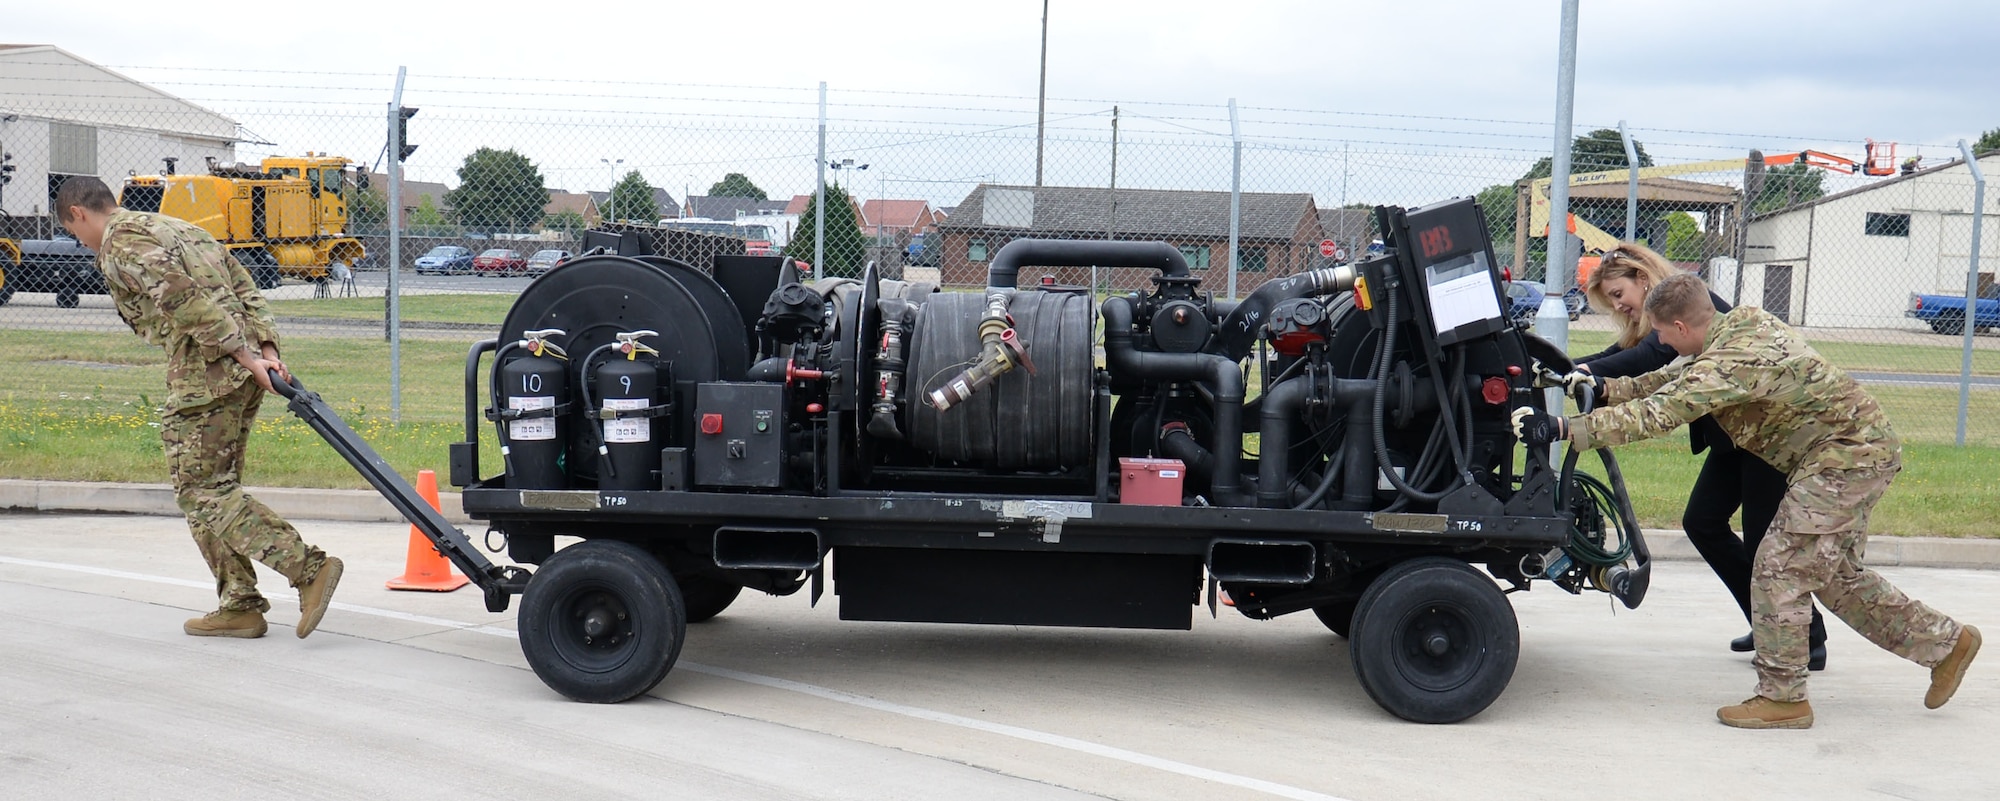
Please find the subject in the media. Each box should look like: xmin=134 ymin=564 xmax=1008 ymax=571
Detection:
xmin=1565 ymin=471 xmax=1632 ymax=567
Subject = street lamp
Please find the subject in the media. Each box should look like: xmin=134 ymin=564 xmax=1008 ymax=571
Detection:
xmin=601 ymin=157 xmax=623 ymax=223
xmin=830 ymin=157 xmax=870 ymax=231
xmin=829 ymin=158 xmax=870 ymax=190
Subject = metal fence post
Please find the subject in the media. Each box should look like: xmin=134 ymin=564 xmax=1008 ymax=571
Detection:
xmin=1620 ymin=120 xmax=1638 ymax=242
xmin=1227 ymin=98 xmax=1241 ymax=301
xmin=1957 ymin=139 xmax=1987 ymax=446
xmin=815 ymin=82 xmax=826 ymax=283
xmin=1537 ymin=0 xmax=1581 ymax=352
xmin=387 ymin=65 xmax=406 ymax=423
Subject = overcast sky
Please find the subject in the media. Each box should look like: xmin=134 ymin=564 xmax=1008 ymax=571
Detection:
xmin=9 ymin=0 xmax=1997 ymax=205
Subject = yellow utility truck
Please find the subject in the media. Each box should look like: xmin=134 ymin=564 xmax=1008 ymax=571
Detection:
xmin=121 ymin=154 xmax=369 ymax=289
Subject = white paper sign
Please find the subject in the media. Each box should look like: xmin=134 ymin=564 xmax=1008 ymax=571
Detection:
xmin=1425 ymin=252 xmax=1503 ymax=335
xmin=509 ymin=396 xmax=557 ymax=441
xmin=602 ymin=397 xmax=651 ymax=443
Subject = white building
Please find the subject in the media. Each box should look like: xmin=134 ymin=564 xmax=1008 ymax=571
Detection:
xmin=0 ymin=44 xmax=239 ymax=218
xmin=1740 ymin=152 xmax=2000 ymax=329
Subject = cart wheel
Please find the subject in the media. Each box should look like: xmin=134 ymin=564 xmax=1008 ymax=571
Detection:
xmin=678 ymin=574 xmax=744 ymax=624
xmin=1312 ymin=597 xmax=1358 ymax=639
xmin=518 ymin=539 xmax=686 ymax=703
xmin=1349 ymin=557 xmax=1518 ymax=724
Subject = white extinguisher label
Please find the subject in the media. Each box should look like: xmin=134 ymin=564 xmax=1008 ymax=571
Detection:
xmin=602 ymin=397 xmax=650 ymax=443
xmin=510 ymin=396 xmax=557 ymax=441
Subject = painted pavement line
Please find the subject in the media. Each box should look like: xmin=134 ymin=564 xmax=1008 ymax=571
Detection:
xmin=0 ymin=554 xmax=1354 ymax=801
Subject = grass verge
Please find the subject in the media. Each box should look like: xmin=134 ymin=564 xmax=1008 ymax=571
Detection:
xmin=3 ymin=321 xmax=1997 ymax=537
xmin=266 ymin=294 xmax=517 ymax=326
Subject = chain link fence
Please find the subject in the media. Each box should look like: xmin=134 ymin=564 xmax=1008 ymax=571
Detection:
xmin=1 ymin=54 xmax=1995 ymax=443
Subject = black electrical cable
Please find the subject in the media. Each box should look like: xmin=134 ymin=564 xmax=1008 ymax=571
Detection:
xmin=1372 ymin=290 xmax=1454 ymax=503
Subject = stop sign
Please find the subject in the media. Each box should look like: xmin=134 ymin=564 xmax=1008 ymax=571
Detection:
xmin=1319 ymin=239 xmax=1337 ymax=258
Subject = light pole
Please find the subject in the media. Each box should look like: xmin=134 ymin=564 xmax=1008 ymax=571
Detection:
xmin=601 ymin=157 xmax=623 ymax=223
xmin=828 ymin=159 xmax=870 ymax=269
xmin=829 ymin=158 xmax=870 ymax=240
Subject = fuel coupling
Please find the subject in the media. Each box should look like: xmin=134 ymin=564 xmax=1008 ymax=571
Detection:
xmin=868 ymin=299 xmax=914 ymax=439
xmin=929 ymin=292 xmax=1035 ymax=412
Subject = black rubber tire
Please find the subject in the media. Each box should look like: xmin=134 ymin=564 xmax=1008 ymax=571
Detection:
xmin=677 ymin=573 xmax=744 ymax=624
xmin=0 ymin=283 xmax=15 ymax=306
xmin=1349 ymin=557 xmax=1519 ymax=724
xmin=253 ymin=264 xmax=282 ymax=291
xmin=56 ymin=288 xmax=81 ymax=309
xmin=518 ymin=539 xmax=686 ymax=703
xmin=1312 ymin=598 xmax=1359 ymax=639
xmin=1932 ymin=315 xmax=1965 ymax=336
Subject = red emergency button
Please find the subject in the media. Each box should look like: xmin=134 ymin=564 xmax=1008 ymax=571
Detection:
xmin=700 ymin=413 xmax=724 ymax=435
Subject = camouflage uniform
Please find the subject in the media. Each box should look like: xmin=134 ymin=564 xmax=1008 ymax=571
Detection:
xmin=97 ymin=209 xmax=328 ymax=613
xmin=1570 ymin=306 xmax=1968 ymax=702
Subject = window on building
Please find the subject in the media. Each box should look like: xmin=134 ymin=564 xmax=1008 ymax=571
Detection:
xmin=1864 ymin=212 xmax=1911 ymax=237
xmin=49 ymin=123 xmax=98 ymax=175
xmin=1237 ymin=246 xmax=1268 ymax=272
xmin=968 ymin=238 xmax=989 ymax=262
xmin=1178 ymin=244 xmax=1211 ymax=270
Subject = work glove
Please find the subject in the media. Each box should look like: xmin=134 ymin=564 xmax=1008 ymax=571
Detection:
xmin=1561 ymin=370 xmax=1603 ymax=404
xmin=1510 ymin=407 xmax=1568 ymax=447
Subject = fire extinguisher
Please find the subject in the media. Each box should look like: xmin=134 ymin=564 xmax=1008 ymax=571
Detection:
xmin=490 ymin=328 xmax=570 ymax=490
xmin=582 ymin=329 xmax=668 ymax=490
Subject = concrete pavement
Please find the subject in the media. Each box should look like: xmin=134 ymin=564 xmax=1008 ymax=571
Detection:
xmin=2 ymin=511 xmax=1997 ymax=801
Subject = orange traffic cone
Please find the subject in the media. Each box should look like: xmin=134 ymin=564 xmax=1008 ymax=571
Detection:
xmin=386 ymin=469 xmax=469 ymax=592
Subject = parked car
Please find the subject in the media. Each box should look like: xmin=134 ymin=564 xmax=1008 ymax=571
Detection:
xmin=474 ymin=248 xmax=528 ymax=277
xmin=905 ymin=233 xmax=941 ymax=267
xmin=1907 ymin=288 xmax=2000 ymax=335
xmin=415 ymin=245 xmax=474 ymax=275
xmin=525 ymin=249 xmax=573 ymax=277
xmin=1505 ymin=280 xmax=1546 ymax=327
xmin=0 ymin=235 xmax=105 ymax=308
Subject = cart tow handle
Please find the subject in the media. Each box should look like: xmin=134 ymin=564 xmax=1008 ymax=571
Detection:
xmin=269 ymin=369 xmax=530 ymax=612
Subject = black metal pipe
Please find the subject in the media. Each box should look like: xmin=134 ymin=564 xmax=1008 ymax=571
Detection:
xmin=1255 ymin=376 xmax=1313 ymax=508
xmin=1158 ymin=425 xmax=1213 ymax=487
xmin=747 ymin=356 xmax=789 ymax=382
xmin=1103 ymin=296 xmax=1245 ymax=503
xmin=1215 ymin=267 xmax=1354 ymax=361
xmin=463 ymin=338 xmax=499 ymax=456
xmin=986 ymin=239 xmax=1188 ymax=290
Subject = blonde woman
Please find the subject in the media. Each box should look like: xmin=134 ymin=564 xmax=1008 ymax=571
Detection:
xmin=1573 ymin=243 xmax=1828 ymax=670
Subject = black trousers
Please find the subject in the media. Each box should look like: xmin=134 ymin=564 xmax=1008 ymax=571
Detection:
xmin=1682 ymin=446 xmax=1828 ymax=646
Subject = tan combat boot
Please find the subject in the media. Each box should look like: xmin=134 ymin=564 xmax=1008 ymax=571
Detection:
xmin=295 ymin=556 xmax=344 ymax=639
xmin=184 ymin=609 xmax=269 ymax=639
xmin=1927 ymin=624 xmax=1982 ymax=710
xmin=1717 ymin=696 xmax=1814 ymax=729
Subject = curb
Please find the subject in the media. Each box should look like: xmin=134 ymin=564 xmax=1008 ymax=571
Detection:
xmin=4 ymin=479 xmax=1998 ymax=570
xmin=0 ymin=479 xmax=473 ymax=526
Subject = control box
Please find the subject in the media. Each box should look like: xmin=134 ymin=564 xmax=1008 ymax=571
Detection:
xmin=1388 ymin=197 xmax=1509 ymax=347
xmin=693 ymin=382 xmax=785 ymax=488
